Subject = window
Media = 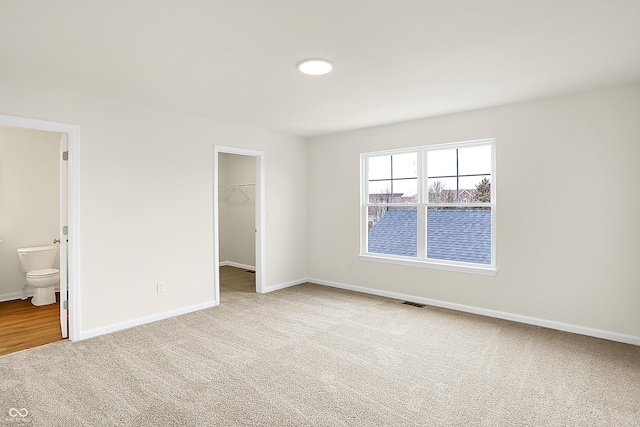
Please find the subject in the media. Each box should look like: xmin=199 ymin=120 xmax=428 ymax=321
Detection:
xmin=361 ymin=139 xmax=496 ymax=275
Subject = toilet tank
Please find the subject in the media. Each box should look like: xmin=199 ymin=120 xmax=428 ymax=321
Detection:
xmin=17 ymin=245 xmax=58 ymax=272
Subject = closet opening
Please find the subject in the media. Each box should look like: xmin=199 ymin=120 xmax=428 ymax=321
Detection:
xmin=213 ymin=146 xmax=265 ymax=304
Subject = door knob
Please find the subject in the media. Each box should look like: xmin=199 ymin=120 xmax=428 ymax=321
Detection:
xmin=53 ymin=239 xmax=61 ymax=244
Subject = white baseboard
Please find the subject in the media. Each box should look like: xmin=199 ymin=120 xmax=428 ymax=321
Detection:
xmin=0 ymin=285 xmax=61 ymax=303
xmin=262 ymin=278 xmax=308 ymax=294
xmin=79 ymin=300 xmax=217 ymax=341
xmin=219 ymin=261 xmax=256 ymax=271
xmin=0 ymin=290 xmax=29 ymax=302
xmin=73 ymin=277 xmax=640 ymax=346
xmin=308 ymin=277 xmax=640 ymax=346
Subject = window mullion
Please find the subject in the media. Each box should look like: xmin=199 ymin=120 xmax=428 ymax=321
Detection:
xmin=455 ymin=148 xmax=459 ymax=203
xmin=417 ymin=204 xmax=426 ymax=259
xmin=418 ymin=149 xmax=427 ymax=259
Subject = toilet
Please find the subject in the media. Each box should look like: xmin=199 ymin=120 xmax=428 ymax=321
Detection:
xmin=17 ymin=245 xmax=60 ymax=306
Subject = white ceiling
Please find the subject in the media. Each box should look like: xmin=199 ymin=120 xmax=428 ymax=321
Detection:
xmin=2 ymin=1 xmax=639 ymax=138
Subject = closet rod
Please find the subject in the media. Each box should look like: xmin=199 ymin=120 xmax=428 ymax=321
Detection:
xmin=219 ymin=183 xmax=254 ymax=200
xmin=218 ymin=183 xmax=255 ymax=188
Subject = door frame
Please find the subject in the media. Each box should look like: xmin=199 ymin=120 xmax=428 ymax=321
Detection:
xmin=213 ymin=145 xmax=265 ymax=302
xmin=0 ymin=113 xmax=81 ymax=341
xmin=59 ymin=133 xmax=69 ymax=338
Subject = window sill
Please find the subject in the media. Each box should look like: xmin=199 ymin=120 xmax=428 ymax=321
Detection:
xmin=358 ymin=254 xmax=497 ymax=276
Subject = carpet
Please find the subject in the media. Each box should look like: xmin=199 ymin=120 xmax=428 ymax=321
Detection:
xmin=1 ymin=267 xmax=639 ymax=426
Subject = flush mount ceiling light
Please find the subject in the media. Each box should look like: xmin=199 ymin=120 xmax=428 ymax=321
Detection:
xmin=297 ymin=58 xmax=334 ymax=75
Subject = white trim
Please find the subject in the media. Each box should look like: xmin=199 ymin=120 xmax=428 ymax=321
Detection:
xmin=262 ymin=278 xmax=308 ymax=293
xmin=79 ymin=300 xmax=217 ymax=341
xmin=213 ymin=145 xmax=266 ymax=300
xmin=490 ymin=140 xmax=497 ymax=266
xmin=0 ymin=113 xmax=81 ymax=342
xmin=0 ymin=285 xmax=62 ymax=303
xmin=308 ymin=278 xmax=640 ymax=346
xmin=359 ymin=254 xmax=497 ymax=276
xmin=255 ymin=152 xmax=266 ymax=294
xmin=59 ymin=133 xmax=69 ymax=339
xmin=81 ymin=275 xmax=302 ymax=340
xmin=361 ymin=138 xmax=495 ymax=161
xmin=219 ymin=261 xmax=256 ymax=271
xmin=0 ymin=291 xmax=29 ymax=303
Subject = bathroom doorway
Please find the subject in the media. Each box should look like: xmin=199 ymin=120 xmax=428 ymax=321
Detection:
xmin=213 ymin=146 xmax=265 ymax=304
xmin=0 ymin=114 xmax=80 ymax=344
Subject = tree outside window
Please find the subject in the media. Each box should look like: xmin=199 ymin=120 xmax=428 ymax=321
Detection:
xmin=362 ymin=139 xmax=495 ymax=272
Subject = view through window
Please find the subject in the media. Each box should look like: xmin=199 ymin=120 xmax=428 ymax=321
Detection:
xmin=362 ymin=139 xmax=495 ymax=272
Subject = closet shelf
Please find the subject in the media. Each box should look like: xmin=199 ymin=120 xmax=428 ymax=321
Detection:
xmin=218 ymin=183 xmax=255 ymax=189
xmin=219 ymin=183 xmax=255 ymax=200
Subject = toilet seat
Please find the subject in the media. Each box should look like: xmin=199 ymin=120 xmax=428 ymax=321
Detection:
xmin=27 ymin=268 xmax=60 ymax=278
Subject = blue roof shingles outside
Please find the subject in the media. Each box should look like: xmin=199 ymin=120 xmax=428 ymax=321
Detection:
xmin=368 ymin=208 xmax=491 ymax=264
xmin=427 ymin=209 xmax=491 ymax=265
xmin=368 ymin=209 xmax=417 ymax=257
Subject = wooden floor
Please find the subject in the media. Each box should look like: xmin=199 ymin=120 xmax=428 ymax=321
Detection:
xmin=0 ymin=293 xmax=62 ymax=356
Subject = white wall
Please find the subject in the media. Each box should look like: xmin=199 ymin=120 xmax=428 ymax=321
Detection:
xmin=0 ymin=75 xmax=308 ymax=337
xmin=0 ymin=126 xmax=60 ymax=301
xmin=218 ymin=153 xmax=256 ymax=268
xmin=307 ymin=83 xmax=640 ymax=341
xmin=2 ymin=70 xmax=636 ymax=344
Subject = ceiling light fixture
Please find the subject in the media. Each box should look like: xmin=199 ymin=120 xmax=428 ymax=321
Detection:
xmin=297 ymin=58 xmax=334 ymax=76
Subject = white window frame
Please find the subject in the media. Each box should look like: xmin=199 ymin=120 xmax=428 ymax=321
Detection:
xmin=360 ymin=138 xmax=497 ymax=276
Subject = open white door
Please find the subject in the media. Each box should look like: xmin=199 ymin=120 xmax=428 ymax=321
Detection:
xmin=59 ymin=134 xmax=68 ymax=338
xmin=0 ymin=113 xmax=79 ymax=341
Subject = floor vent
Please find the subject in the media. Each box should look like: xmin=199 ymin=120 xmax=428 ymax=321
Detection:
xmin=402 ymin=301 xmax=426 ymax=308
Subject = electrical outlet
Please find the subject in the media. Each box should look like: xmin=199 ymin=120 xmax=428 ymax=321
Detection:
xmin=157 ymin=281 xmax=165 ymax=293
xmin=348 ymin=261 xmax=353 ymax=270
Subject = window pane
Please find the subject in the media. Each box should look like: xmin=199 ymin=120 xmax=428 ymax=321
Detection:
xmin=368 ymin=207 xmax=417 ymax=257
xmin=392 ymin=152 xmax=417 ymax=179
xmin=393 ymin=178 xmax=417 ymax=202
xmin=428 ymin=177 xmax=456 ymax=203
xmin=367 ymin=205 xmax=386 ymax=229
xmin=427 ymin=207 xmax=491 ymax=264
xmin=458 ymin=145 xmax=491 ymax=176
xmin=368 ymin=155 xmax=390 ymax=180
xmin=368 ymin=180 xmax=392 ymax=203
xmin=459 ymin=176 xmax=491 ymax=203
xmin=427 ymin=149 xmax=456 ymax=178
xmin=368 ymin=179 xmax=417 ymax=203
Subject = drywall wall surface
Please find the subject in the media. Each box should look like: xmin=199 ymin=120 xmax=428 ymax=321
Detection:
xmin=0 ymin=126 xmax=60 ymax=300
xmin=218 ymin=153 xmax=256 ymax=267
xmin=0 ymin=75 xmax=308 ymax=334
xmin=307 ymin=83 xmax=640 ymax=338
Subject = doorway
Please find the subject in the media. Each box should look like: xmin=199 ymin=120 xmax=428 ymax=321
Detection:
xmin=213 ymin=146 xmax=265 ymax=304
xmin=0 ymin=114 xmax=80 ymax=342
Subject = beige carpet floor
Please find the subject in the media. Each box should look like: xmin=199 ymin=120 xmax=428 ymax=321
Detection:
xmin=1 ymin=266 xmax=639 ymax=426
